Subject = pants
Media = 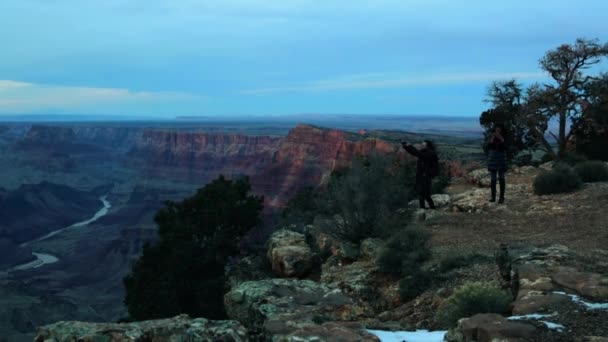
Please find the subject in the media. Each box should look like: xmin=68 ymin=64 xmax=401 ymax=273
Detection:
xmin=490 ymin=169 xmax=505 ymax=182
xmin=490 ymin=169 xmax=506 ymax=201
xmin=417 ymin=176 xmax=435 ymax=209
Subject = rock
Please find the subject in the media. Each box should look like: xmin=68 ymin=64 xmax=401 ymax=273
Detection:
xmin=551 ymin=267 xmax=608 ymax=301
xmin=360 ymin=238 xmax=383 ymax=261
xmin=512 ymin=165 xmax=537 ymax=175
xmin=224 ymin=278 xmax=359 ymax=340
xmin=539 ymin=161 xmax=554 ymax=171
xmin=35 ymin=314 xmax=247 ymax=342
xmin=267 ymin=230 xmax=314 ymax=278
xmin=408 ymin=194 xmax=451 ymax=209
xmin=512 ymin=290 xmax=570 ymax=315
xmin=431 ymin=194 xmax=451 ymax=208
xmin=501 ymin=244 xmax=608 ymax=320
xmin=444 ymin=313 xmax=539 ymax=342
xmin=321 ymin=259 xmax=399 ymax=316
xmin=264 ymin=320 xmax=380 ymax=342
xmin=468 ymin=168 xmax=491 ymax=188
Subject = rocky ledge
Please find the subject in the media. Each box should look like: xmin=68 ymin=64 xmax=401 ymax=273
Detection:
xmin=34 ymin=314 xmax=248 ymax=342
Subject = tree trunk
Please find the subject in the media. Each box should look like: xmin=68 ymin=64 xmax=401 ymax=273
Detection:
xmin=558 ymin=111 xmax=567 ymax=159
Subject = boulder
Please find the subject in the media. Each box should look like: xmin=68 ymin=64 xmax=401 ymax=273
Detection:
xmin=263 ymin=320 xmax=380 ymax=342
xmin=468 ymin=168 xmax=491 ymax=188
xmin=408 ymin=194 xmax=451 ymax=209
xmin=35 ymin=315 xmax=247 ymax=342
xmin=321 ymin=259 xmax=400 ymax=316
xmin=431 ymin=194 xmax=451 ymax=208
xmin=551 ymin=267 xmax=608 ymax=302
xmin=224 ymin=278 xmax=361 ymax=340
xmin=445 ymin=313 xmax=539 ymax=342
xmin=267 ymin=230 xmax=314 ymax=278
xmin=512 ymin=290 xmax=570 ymax=315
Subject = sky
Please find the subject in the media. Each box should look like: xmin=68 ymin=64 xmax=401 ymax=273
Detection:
xmin=0 ymin=0 xmax=607 ymax=118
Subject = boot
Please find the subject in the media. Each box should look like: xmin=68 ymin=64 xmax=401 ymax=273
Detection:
xmin=426 ymin=195 xmax=436 ymax=209
xmin=498 ymin=179 xmax=506 ymax=204
xmin=419 ymin=196 xmax=426 ymax=209
xmin=490 ymin=179 xmax=497 ymax=203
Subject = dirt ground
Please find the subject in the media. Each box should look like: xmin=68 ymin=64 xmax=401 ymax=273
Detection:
xmin=430 ymin=172 xmax=608 ymax=259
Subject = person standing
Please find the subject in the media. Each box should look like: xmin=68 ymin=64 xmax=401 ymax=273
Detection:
xmin=487 ymin=125 xmax=507 ymax=203
xmin=401 ymin=140 xmax=439 ymax=209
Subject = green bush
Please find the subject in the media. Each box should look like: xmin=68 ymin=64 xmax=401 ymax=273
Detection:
xmin=377 ymin=227 xmax=432 ymax=277
xmin=435 ymin=282 xmax=512 ymax=328
xmin=321 ymin=154 xmax=416 ymax=244
xmin=533 ymin=166 xmax=583 ymax=195
xmin=574 ymin=161 xmax=608 ymax=183
xmin=557 ymin=152 xmax=588 ymax=166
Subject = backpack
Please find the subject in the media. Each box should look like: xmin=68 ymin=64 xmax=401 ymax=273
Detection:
xmin=428 ymin=154 xmax=440 ymax=178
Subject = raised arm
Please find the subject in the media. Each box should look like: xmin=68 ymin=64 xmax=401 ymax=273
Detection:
xmin=402 ymin=143 xmax=420 ymax=157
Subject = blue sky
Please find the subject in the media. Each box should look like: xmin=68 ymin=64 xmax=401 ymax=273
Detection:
xmin=0 ymin=0 xmax=606 ymax=117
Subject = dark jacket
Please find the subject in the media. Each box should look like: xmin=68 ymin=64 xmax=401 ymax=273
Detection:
xmin=403 ymin=144 xmax=437 ymax=195
xmin=487 ymin=137 xmax=507 ymax=171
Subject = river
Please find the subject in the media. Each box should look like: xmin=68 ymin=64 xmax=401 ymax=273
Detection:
xmin=11 ymin=195 xmax=112 ymax=271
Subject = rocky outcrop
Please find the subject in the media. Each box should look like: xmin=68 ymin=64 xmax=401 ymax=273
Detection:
xmin=320 ymin=258 xmax=400 ymax=317
xmin=224 ymin=278 xmax=374 ymax=341
xmin=445 ymin=313 xmax=539 ymax=342
xmin=34 ymin=314 xmax=247 ymax=342
xmin=267 ymin=230 xmax=314 ymax=278
xmin=500 ymin=245 xmax=608 ymax=315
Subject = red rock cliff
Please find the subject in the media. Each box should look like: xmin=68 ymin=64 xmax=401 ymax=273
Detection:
xmin=132 ymin=125 xmax=400 ymax=208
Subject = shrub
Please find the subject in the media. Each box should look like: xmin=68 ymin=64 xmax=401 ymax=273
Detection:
xmin=399 ymin=270 xmax=433 ymax=302
xmin=437 ymin=252 xmax=490 ymax=273
xmin=435 ymin=282 xmax=512 ymax=328
xmin=322 ymin=154 xmax=416 ymax=244
xmin=556 ymin=152 xmax=588 ymax=166
xmin=574 ymin=161 xmax=608 ymax=183
xmin=533 ymin=166 xmax=583 ymax=195
xmin=377 ymin=227 xmax=432 ymax=277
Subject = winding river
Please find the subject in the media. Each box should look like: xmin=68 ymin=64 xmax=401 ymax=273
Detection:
xmin=11 ymin=195 xmax=112 ymax=271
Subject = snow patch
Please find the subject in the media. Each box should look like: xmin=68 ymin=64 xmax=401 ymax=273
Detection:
xmin=508 ymin=312 xmax=565 ymax=331
xmin=367 ymin=329 xmax=447 ymax=342
xmin=509 ymin=313 xmax=556 ymax=320
xmin=541 ymin=321 xmax=565 ymax=331
xmin=553 ymin=291 xmax=608 ymax=310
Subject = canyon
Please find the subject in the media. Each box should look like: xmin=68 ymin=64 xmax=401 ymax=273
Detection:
xmin=0 ymin=121 xmax=424 ymax=341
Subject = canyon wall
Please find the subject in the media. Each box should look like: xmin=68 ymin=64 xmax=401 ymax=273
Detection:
xmin=131 ymin=124 xmax=400 ymax=207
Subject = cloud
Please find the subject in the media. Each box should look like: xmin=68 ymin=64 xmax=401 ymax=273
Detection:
xmin=0 ymin=80 xmax=204 ymax=113
xmin=243 ymin=71 xmax=546 ymax=94
xmin=0 ymin=80 xmax=33 ymax=91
